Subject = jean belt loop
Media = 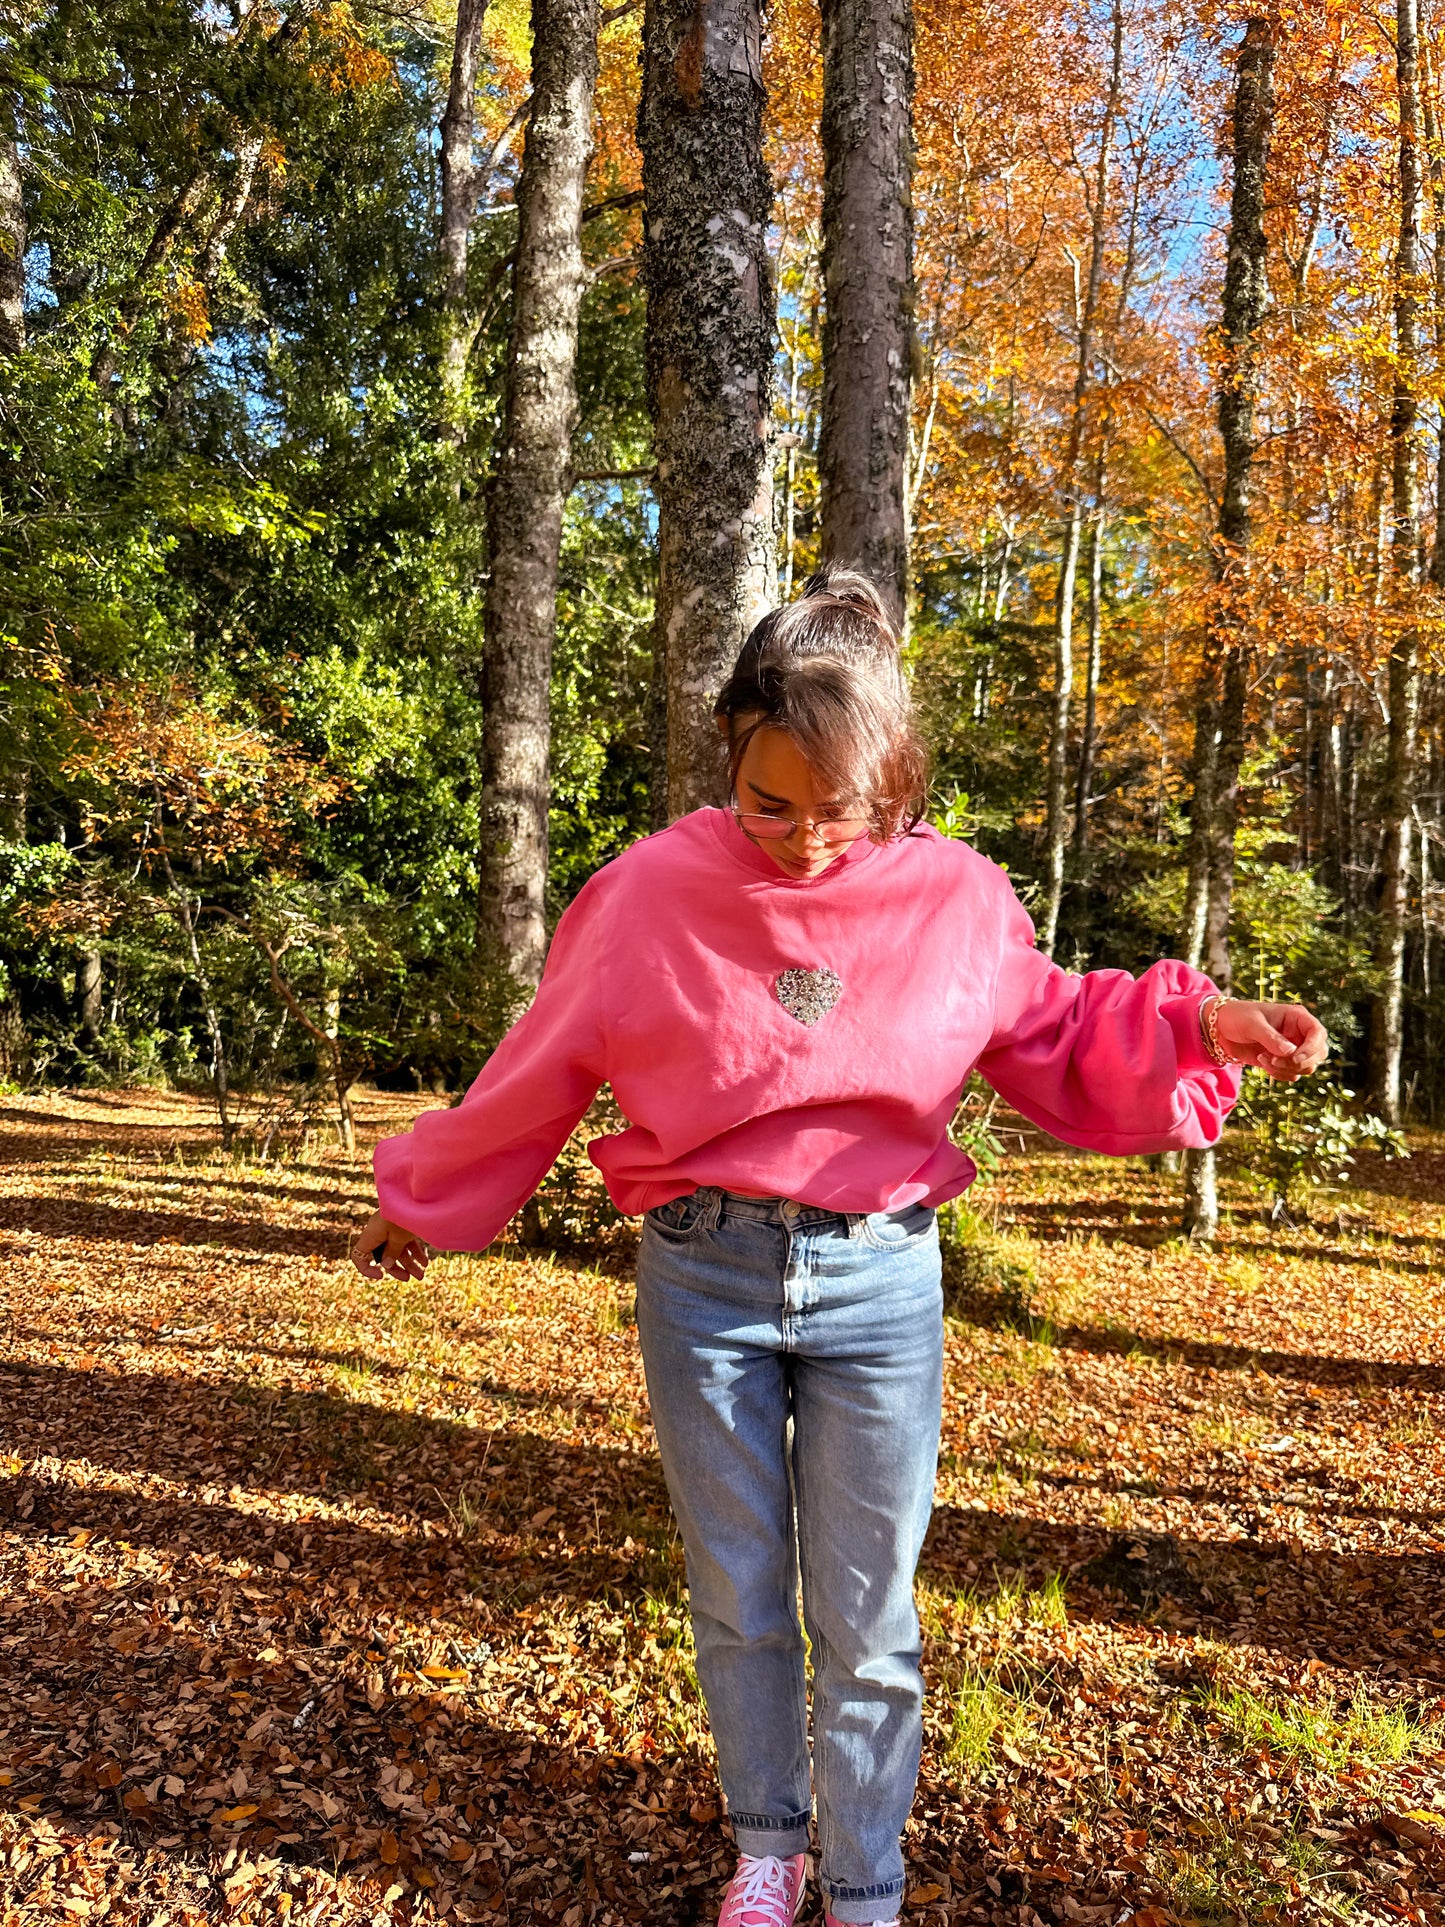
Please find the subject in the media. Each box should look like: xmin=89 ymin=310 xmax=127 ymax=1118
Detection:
xmin=845 ymin=1211 xmax=868 ymax=1241
xmin=702 ymin=1185 xmax=724 ymax=1232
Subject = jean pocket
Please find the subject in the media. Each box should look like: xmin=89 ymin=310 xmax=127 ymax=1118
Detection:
xmin=645 ymin=1190 xmax=712 ymax=1244
xmin=858 ymin=1201 xmax=938 ymax=1252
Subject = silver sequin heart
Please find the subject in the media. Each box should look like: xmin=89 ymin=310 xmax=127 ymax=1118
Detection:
xmin=774 ymin=966 xmax=843 ymax=1026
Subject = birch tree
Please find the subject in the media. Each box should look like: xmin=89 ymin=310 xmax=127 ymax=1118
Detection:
xmin=1368 ymin=0 xmax=1425 ymax=1123
xmin=439 ymin=0 xmax=490 ymax=449
xmin=1182 ymin=16 xmax=1275 ymax=1237
xmin=1039 ymin=0 xmax=1124 ymax=955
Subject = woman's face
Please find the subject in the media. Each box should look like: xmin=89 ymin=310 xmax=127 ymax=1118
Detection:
xmin=730 ymin=724 xmax=866 ymax=879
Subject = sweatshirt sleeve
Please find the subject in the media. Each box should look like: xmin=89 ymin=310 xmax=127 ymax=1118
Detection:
xmin=372 ymin=879 xmax=607 ymax=1250
xmin=973 ymin=872 xmax=1242 ymax=1156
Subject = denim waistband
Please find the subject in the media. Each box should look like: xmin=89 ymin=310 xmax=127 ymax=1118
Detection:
xmin=703 ymin=1185 xmax=861 ymax=1230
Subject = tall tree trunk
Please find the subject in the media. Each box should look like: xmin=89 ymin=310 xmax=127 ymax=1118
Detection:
xmin=0 ymin=116 xmax=23 ymax=357
xmin=640 ymin=0 xmax=776 ymax=818
xmin=816 ymin=0 xmax=913 ymax=622
xmin=1039 ymin=0 xmax=1123 ymax=955
xmin=1370 ymin=0 xmax=1425 ymax=1124
xmin=440 ymin=0 xmax=490 ymax=447
xmin=477 ymin=0 xmax=599 ymax=986
xmin=1182 ymin=16 xmax=1275 ymax=1238
xmin=1072 ymin=500 xmax=1105 ymax=852
xmin=1422 ymin=21 xmax=1445 ymax=583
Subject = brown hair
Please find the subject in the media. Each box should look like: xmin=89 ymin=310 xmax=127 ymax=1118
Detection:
xmin=713 ymin=568 xmax=930 ymax=841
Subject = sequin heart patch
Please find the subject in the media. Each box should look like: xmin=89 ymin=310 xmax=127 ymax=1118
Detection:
xmin=774 ymin=966 xmax=843 ymax=1026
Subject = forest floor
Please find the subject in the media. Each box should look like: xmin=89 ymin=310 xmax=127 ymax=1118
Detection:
xmin=1 ymin=1090 xmax=1444 ymax=1927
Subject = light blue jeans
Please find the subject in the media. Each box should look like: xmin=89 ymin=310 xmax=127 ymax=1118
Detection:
xmin=634 ymin=1185 xmax=944 ymax=1925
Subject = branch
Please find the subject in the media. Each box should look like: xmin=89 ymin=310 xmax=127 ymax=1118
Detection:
xmin=587 ymin=251 xmax=639 ymax=281
xmin=582 ymin=188 xmax=643 ymax=225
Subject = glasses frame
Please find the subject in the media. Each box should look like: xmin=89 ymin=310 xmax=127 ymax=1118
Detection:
xmin=729 ymin=797 xmax=872 ymax=847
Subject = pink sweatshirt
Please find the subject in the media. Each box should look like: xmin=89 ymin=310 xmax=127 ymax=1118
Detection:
xmin=373 ymin=809 xmax=1241 ymax=1250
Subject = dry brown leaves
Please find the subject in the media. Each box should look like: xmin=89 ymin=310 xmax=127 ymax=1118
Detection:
xmin=0 ymin=1090 xmax=1442 ymax=1925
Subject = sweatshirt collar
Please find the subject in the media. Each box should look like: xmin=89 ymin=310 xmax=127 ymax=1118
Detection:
xmin=703 ymin=806 xmax=886 ymax=887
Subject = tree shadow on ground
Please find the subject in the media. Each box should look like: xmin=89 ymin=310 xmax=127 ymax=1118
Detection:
xmin=946 ymin=1285 xmax=1445 ymax=1394
xmin=921 ymin=1501 xmax=1445 ymax=1686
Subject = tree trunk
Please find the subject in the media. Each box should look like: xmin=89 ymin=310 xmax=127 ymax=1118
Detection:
xmin=1072 ymin=503 xmax=1105 ymax=852
xmin=440 ymin=0 xmax=490 ymax=445
xmin=1039 ymin=0 xmax=1123 ymax=955
xmin=0 ymin=117 xmax=24 ymax=357
xmin=75 ymin=948 xmax=102 ymax=1052
xmin=1369 ymin=0 xmax=1425 ymax=1125
xmin=816 ymin=0 xmax=913 ymax=622
xmin=1181 ymin=16 xmax=1275 ymax=1239
xmin=477 ymin=0 xmax=599 ymax=986
xmin=1422 ymin=22 xmax=1445 ymax=583
xmin=640 ymin=0 xmax=777 ymax=819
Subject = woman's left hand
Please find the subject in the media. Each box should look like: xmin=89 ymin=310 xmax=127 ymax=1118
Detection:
xmin=1214 ymin=999 xmax=1330 ymax=1081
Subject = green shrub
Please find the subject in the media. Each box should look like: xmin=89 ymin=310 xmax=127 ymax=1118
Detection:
xmin=938 ymin=1202 xmax=1039 ymax=1325
xmin=1232 ymin=1070 xmax=1408 ymax=1220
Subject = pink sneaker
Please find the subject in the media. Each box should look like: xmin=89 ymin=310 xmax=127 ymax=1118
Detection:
xmin=718 ymin=1852 xmax=807 ymax=1927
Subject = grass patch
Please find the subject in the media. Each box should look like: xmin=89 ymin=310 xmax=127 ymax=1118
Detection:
xmin=1204 ymin=1679 xmax=1436 ymax=1773
xmin=920 ymin=1567 xmax=1068 ymax=1635
xmin=1156 ymin=1817 xmax=1359 ymax=1925
xmin=945 ymin=1660 xmax=1049 ymax=1775
xmin=939 ymin=1204 xmax=1041 ymax=1330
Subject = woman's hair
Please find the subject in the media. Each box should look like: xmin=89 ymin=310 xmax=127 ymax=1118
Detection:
xmin=713 ymin=567 xmax=929 ymax=840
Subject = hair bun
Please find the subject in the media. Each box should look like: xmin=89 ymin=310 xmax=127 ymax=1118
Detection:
xmin=797 ymin=566 xmax=900 ymax=647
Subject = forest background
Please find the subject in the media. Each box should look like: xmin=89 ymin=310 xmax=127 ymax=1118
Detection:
xmin=1 ymin=0 xmax=1443 ymax=1205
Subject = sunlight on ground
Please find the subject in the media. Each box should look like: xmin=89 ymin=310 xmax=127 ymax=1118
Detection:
xmin=1 ymin=1091 xmax=1444 ymax=1923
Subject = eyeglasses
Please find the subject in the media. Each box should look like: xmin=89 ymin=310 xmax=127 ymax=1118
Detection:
xmin=731 ymin=804 xmax=870 ymax=845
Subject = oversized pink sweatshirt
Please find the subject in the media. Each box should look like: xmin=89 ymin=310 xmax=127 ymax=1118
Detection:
xmin=373 ymin=809 xmax=1242 ymax=1250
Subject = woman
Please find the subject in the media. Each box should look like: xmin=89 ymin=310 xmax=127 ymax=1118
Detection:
xmin=354 ymin=571 xmax=1328 ymax=1927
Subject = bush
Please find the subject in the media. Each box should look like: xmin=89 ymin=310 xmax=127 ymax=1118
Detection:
xmin=938 ymin=1202 xmax=1039 ymax=1326
xmin=1231 ymin=1070 xmax=1409 ymax=1221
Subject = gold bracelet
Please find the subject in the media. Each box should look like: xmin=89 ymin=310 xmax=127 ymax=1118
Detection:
xmin=1199 ymin=993 xmax=1240 ymax=1067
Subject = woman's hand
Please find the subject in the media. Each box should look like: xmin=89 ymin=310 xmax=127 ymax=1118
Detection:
xmin=1213 ymin=998 xmax=1330 ymax=1081
xmin=351 ymin=1209 xmax=431 ymax=1281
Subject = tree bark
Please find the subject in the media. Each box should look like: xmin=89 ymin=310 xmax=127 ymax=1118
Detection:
xmin=816 ymin=0 xmax=913 ymax=623
xmin=1421 ymin=21 xmax=1445 ymax=583
xmin=640 ymin=0 xmax=776 ymax=819
xmin=1369 ymin=0 xmax=1425 ymax=1124
xmin=75 ymin=948 xmax=102 ymax=1052
xmin=0 ymin=116 xmax=23 ymax=357
xmin=477 ymin=0 xmax=599 ymax=986
xmin=1039 ymin=0 xmax=1123 ymax=955
xmin=1182 ymin=16 xmax=1275 ymax=1238
xmin=1072 ymin=502 xmax=1105 ymax=852
xmin=440 ymin=0 xmax=490 ymax=445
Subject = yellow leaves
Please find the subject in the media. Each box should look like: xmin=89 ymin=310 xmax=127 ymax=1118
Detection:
xmin=163 ymin=273 xmax=211 ymax=344
xmin=218 ymin=1802 xmax=259 ymax=1823
xmin=307 ymin=3 xmax=395 ymax=93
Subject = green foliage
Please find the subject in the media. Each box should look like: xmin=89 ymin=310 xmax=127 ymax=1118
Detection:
xmin=1232 ymin=1071 xmax=1409 ymax=1219
xmin=1202 ymin=1678 xmax=1436 ymax=1774
xmin=938 ymin=1201 xmax=1040 ymax=1326
xmin=0 ymin=0 xmax=654 ymax=1101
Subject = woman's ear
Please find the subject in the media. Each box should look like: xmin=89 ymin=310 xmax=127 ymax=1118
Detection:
xmin=715 ymin=713 xmax=730 ymax=738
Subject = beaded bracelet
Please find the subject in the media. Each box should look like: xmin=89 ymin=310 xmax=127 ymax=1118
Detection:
xmin=1199 ymin=992 xmax=1241 ymax=1067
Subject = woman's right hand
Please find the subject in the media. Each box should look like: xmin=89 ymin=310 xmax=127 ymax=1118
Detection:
xmin=351 ymin=1209 xmax=431 ymax=1281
